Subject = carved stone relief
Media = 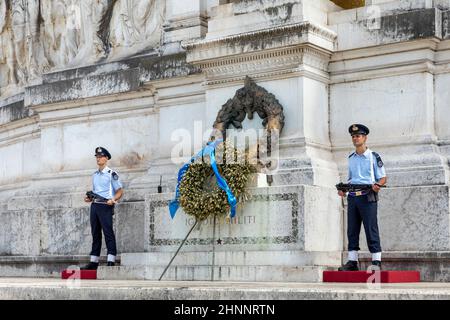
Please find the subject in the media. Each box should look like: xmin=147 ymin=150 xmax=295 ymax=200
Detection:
xmin=50 ymin=0 xmax=113 ymax=67
xmin=0 ymin=0 xmax=17 ymax=88
xmin=0 ymin=0 xmax=165 ymax=96
xmin=109 ymin=0 xmax=164 ymax=60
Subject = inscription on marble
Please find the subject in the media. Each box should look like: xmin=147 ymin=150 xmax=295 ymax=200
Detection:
xmin=149 ymin=193 xmax=299 ymax=246
xmin=185 ymin=215 xmax=257 ymax=227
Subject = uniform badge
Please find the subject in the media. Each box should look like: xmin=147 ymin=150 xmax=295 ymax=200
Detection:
xmin=373 ymin=152 xmax=384 ymax=167
xmin=112 ymin=172 xmax=119 ymax=180
xmin=352 ymin=125 xmax=358 ymax=132
xmin=97 ymin=148 xmax=102 ymax=153
xmin=378 ymin=160 xmax=384 ymax=168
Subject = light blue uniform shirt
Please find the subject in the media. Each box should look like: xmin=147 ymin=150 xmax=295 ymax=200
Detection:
xmin=92 ymin=166 xmax=123 ymax=199
xmin=348 ymin=148 xmax=386 ymax=185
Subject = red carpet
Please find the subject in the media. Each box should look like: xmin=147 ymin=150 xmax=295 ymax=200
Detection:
xmin=61 ymin=269 xmax=97 ymax=280
xmin=323 ymin=271 xmax=420 ymax=283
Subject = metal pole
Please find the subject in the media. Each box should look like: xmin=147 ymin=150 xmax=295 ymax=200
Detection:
xmin=158 ymin=219 xmax=198 ymax=281
xmin=341 ymin=196 xmax=346 ymax=265
xmin=211 ymin=214 xmax=217 ymax=281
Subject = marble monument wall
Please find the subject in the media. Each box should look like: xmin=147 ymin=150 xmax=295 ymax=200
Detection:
xmin=0 ymin=0 xmax=450 ymax=281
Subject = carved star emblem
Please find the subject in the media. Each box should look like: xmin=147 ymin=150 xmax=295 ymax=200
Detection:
xmin=217 ymin=238 xmax=223 ymax=245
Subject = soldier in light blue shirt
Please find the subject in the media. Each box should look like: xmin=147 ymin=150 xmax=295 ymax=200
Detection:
xmin=81 ymin=147 xmax=124 ymax=270
xmin=338 ymin=124 xmax=387 ymax=271
xmin=92 ymin=164 xmax=123 ymax=200
xmin=348 ymin=147 xmax=386 ymax=186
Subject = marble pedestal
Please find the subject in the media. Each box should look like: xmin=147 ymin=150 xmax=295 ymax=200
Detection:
xmin=99 ymin=185 xmax=343 ymax=282
xmin=98 ymin=185 xmax=450 ymax=282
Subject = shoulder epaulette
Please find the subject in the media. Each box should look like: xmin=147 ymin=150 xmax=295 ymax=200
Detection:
xmin=372 ymin=152 xmax=384 ymax=167
xmin=348 ymin=152 xmax=355 ymax=158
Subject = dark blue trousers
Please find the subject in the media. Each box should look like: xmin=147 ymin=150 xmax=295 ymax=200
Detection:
xmin=347 ymin=195 xmax=382 ymax=253
xmin=90 ymin=203 xmax=117 ymax=257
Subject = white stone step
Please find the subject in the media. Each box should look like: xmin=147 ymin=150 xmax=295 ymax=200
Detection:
xmin=121 ymin=250 xmax=341 ymax=267
xmin=2 ymin=278 xmax=450 ymax=300
xmin=97 ymin=265 xmax=333 ymax=282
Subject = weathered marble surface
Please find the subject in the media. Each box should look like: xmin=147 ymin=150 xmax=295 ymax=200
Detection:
xmin=351 ymin=186 xmax=450 ymax=252
xmin=0 ymin=191 xmax=145 ymax=256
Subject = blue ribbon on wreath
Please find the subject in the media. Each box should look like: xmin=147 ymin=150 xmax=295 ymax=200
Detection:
xmin=169 ymin=139 xmax=238 ymax=219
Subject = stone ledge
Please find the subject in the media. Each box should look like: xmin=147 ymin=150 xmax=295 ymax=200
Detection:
xmin=346 ymin=251 xmax=450 ymax=282
xmin=2 ymin=278 xmax=450 ymax=300
xmin=25 ymin=68 xmax=142 ymax=107
xmin=357 ymin=251 xmax=450 ymax=261
xmin=0 ymin=255 xmax=121 ymax=278
xmin=97 ymin=265 xmax=331 ymax=282
xmin=40 ymin=53 xmax=200 ymax=85
xmin=0 ymin=93 xmax=28 ymax=126
xmin=0 ymin=255 xmax=119 ymax=264
xmin=121 ymin=250 xmax=341 ymax=267
xmin=19 ymin=53 xmax=200 ymax=108
xmin=332 ymin=7 xmax=444 ymax=51
xmin=185 ymin=21 xmax=337 ymax=65
xmin=0 ymin=93 xmax=24 ymax=109
xmin=379 ymin=8 xmax=441 ymax=41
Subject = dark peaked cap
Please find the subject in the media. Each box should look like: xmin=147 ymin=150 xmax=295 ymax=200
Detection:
xmin=95 ymin=147 xmax=111 ymax=160
xmin=349 ymin=124 xmax=370 ymax=136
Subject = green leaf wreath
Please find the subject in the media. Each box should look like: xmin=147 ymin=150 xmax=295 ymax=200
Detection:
xmin=178 ymin=141 xmax=256 ymax=221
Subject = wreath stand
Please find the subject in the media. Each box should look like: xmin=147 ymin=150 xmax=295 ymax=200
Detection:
xmin=159 ymin=219 xmax=198 ymax=281
xmin=158 ymin=214 xmax=219 ymax=281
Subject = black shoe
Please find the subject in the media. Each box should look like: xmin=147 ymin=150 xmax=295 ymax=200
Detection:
xmin=371 ymin=260 xmax=382 ymax=270
xmin=338 ymin=260 xmax=359 ymax=271
xmin=107 ymin=262 xmax=115 ymax=267
xmin=80 ymin=262 xmax=99 ymax=270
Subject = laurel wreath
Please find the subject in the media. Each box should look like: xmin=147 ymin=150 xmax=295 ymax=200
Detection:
xmin=178 ymin=142 xmax=256 ymax=221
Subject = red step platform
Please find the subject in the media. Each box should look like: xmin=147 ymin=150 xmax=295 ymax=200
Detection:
xmin=323 ymin=271 xmax=420 ymax=283
xmin=61 ymin=269 xmax=97 ymax=280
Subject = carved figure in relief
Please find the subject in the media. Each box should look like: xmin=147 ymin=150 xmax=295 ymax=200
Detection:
xmin=40 ymin=0 xmax=55 ymax=60
xmin=37 ymin=0 xmax=69 ymax=68
xmin=0 ymin=0 xmax=6 ymax=39
xmin=67 ymin=0 xmax=110 ymax=66
xmin=0 ymin=0 xmax=18 ymax=86
xmin=63 ymin=0 xmax=82 ymax=65
xmin=0 ymin=0 xmax=164 ymax=92
xmin=9 ymin=0 xmax=48 ymax=83
xmin=11 ymin=0 xmax=27 ymax=84
xmin=27 ymin=0 xmax=50 ymax=78
xmin=109 ymin=0 xmax=163 ymax=59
